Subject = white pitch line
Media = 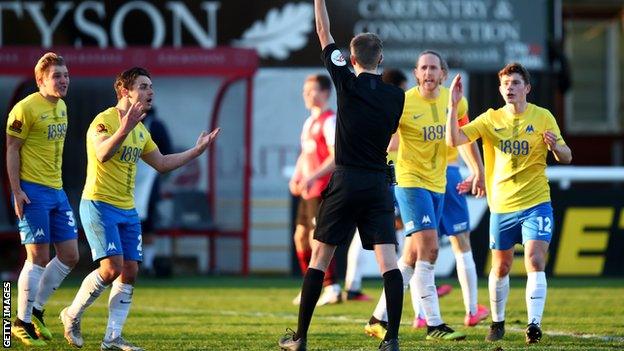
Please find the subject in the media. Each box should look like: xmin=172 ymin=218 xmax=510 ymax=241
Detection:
xmin=47 ymin=301 xmax=624 ymax=343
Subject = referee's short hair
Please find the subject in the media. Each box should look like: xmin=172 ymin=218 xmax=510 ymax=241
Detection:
xmin=498 ymin=62 xmax=531 ymax=85
xmin=350 ymin=33 xmax=383 ymax=71
xmin=306 ymin=74 xmax=332 ymax=94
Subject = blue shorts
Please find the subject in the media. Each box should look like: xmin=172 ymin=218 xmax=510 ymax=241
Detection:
xmin=15 ymin=181 xmax=77 ymax=244
xmin=80 ymin=200 xmax=143 ymax=262
xmin=394 ymin=187 xmax=444 ymax=236
xmin=439 ymin=166 xmax=470 ymax=236
xmin=489 ymin=202 xmax=553 ymax=250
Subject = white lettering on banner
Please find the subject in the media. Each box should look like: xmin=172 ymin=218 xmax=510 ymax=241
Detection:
xmin=353 ymin=0 xmax=543 ymax=69
xmin=354 ymin=20 xmax=520 ymax=44
xmin=0 ymin=1 xmax=220 ymax=48
xmin=383 ymin=47 xmax=500 ymax=65
xmin=167 ymin=1 xmax=220 ymax=47
xmin=24 ymin=1 xmax=74 ymax=48
xmin=358 ymin=0 xmax=488 ymax=20
xmin=74 ymin=1 xmax=108 ymax=47
xmin=355 ymin=0 xmax=521 ymax=43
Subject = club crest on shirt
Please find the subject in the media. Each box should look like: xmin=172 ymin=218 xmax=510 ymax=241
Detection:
xmin=331 ymin=49 xmax=346 ymax=66
xmin=9 ymin=120 xmax=23 ymax=133
xmin=96 ymin=123 xmax=108 ymax=134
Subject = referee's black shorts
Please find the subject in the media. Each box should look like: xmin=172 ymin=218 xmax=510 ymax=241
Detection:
xmin=314 ymin=166 xmax=397 ymax=250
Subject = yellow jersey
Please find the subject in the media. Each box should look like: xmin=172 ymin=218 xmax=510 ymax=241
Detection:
xmin=461 ymin=103 xmax=565 ymax=213
xmin=387 ymin=150 xmax=398 ymax=164
xmin=396 ymin=86 xmax=467 ymax=192
xmin=6 ymin=93 xmax=68 ymax=189
xmin=82 ymin=107 xmax=157 ymax=209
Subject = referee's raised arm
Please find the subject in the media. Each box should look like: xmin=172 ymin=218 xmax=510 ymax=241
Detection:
xmin=314 ymin=0 xmax=334 ymax=49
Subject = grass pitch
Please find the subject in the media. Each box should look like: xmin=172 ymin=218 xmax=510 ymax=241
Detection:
xmin=7 ymin=276 xmax=624 ymax=350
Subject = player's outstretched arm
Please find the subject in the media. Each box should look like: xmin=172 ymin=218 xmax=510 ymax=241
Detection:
xmin=142 ymin=128 xmax=220 ymax=173
xmin=314 ymin=0 xmax=335 ymax=49
xmin=543 ymin=131 xmax=572 ymax=164
xmin=446 ymin=74 xmax=471 ymax=147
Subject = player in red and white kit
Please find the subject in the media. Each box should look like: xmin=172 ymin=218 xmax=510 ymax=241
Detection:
xmin=289 ymin=74 xmax=341 ymax=306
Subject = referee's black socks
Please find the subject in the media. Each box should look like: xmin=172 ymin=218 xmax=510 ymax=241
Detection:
xmin=383 ymin=268 xmax=404 ymax=341
xmin=295 ymin=267 xmax=325 ymax=341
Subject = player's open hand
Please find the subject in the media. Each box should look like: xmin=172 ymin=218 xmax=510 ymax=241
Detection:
xmin=12 ymin=189 xmax=31 ymax=220
xmin=194 ymin=128 xmax=221 ymax=154
xmin=120 ymin=101 xmax=146 ymax=133
xmin=449 ymin=74 xmax=463 ymax=108
xmin=543 ymin=130 xmax=557 ymax=151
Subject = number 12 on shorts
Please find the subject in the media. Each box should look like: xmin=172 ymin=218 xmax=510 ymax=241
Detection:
xmin=536 ymin=216 xmax=552 ymax=234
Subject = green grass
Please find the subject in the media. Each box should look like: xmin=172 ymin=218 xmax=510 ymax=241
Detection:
xmin=7 ymin=277 xmax=624 ymax=350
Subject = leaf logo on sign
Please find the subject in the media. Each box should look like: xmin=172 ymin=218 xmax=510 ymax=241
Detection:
xmin=233 ymin=3 xmax=313 ymax=60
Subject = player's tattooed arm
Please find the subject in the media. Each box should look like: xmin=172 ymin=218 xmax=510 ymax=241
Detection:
xmin=314 ymin=0 xmax=335 ymax=49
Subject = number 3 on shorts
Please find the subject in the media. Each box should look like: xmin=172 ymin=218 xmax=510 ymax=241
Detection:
xmin=66 ymin=211 xmax=75 ymax=227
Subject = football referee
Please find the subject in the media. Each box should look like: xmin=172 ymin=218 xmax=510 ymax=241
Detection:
xmin=278 ymin=1 xmax=406 ymax=350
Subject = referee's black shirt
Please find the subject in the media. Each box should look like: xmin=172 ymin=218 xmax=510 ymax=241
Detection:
xmin=321 ymin=43 xmax=405 ymax=171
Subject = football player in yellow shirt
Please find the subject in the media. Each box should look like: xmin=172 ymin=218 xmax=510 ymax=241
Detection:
xmin=446 ymin=63 xmax=572 ymax=344
xmin=371 ymin=68 xmax=486 ymax=333
xmin=59 ymin=67 xmax=220 ymax=351
xmin=367 ymin=51 xmax=485 ymax=342
xmin=6 ymin=52 xmax=78 ymax=347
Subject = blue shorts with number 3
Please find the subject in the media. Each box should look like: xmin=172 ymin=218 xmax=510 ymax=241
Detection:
xmin=15 ymin=181 xmax=78 ymax=244
xmin=80 ymin=200 xmax=143 ymax=262
xmin=489 ymin=202 xmax=553 ymax=250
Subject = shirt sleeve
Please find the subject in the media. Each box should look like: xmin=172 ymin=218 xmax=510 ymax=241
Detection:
xmin=86 ymin=116 xmax=114 ymax=153
xmin=545 ymin=110 xmax=566 ymax=145
xmin=142 ymin=130 xmax=158 ymax=155
xmin=461 ymin=111 xmax=488 ymax=142
xmin=323 ymin=114 xmax=336 ymax=147
xmin=6 ymin=102 xmax=30 ymax=139
xmin=321 ymin=43 xmax=354 ymax=93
